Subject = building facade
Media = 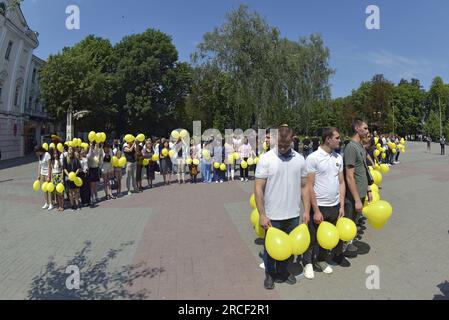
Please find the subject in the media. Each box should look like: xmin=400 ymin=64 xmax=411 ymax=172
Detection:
xmin=0 ymin=1 xmax=51 ymax=161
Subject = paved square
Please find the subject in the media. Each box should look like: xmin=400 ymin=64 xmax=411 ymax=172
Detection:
xmin=0 ymin=142 xmax=448 ymax=300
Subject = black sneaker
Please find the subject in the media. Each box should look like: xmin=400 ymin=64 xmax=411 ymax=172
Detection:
xmin=333 ymin=254 xmax=351 ymax=267
xmin=346 ymin=243 xmax=359 ymax=252
xmin=275 ymin=273 xmax=297 ymax=285
xmin=264 ymin=273 xmax=275 ymax=290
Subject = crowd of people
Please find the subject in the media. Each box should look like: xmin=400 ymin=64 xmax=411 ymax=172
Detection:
xmin=254 ymin=120 xmax=406 ymax=290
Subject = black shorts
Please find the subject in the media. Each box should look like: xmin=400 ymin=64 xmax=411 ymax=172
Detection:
xmin=88 ymin=167 xmax=100 ymax=182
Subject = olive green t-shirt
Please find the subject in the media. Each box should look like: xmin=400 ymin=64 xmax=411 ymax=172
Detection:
xmin=344 ymin=140 xmax=369 ymax=200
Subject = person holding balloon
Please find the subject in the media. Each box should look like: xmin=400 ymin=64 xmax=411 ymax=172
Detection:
xmin=114 ymin=150 xmax=124 ymax=197
xmin=78 ymin=148 xmax=91 ymax=206
xmin=123 ymin=136 xmax=138 ymax=195
xmin=143 ymin=140 xmax=156 ymax=188
xmin=254 ymin=125 xmax=310 ymax=290
xmin=87 ymin=142 xmax=104 ymax=203
xmin=342 ymin=119 xmax=373 ymax=257
xmin=135 ymin=143 xmax=145 ymax=192
xmin=224 ymin=136 xmax=235 ymax=181
xmin=212 ymin=138 xmax=224 ymax=183
xmin=63 ymin=147 xmax=82 ymax=211
xmin=303 ymin=127 xmax=345 ymax=278
xmin=50 ymin=148 xmax=65 ymax=212
xmin=101 ymin=143 xmax=116 ymax=199
xmin=159 ymin=139 xmax=173 ymax=185
xmin=238 ymin=137 xmax=254 ymax=182
xmin=174 ymin=137 xmax=188 ymax=184
xmin=35 ymin=145 xmax=52 ymax=210
xmin=188 ymin=138 xmax=200 ymax=184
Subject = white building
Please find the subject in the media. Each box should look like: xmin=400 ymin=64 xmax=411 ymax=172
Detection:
xmin=0 ymin=1 xmax=52 ymax=161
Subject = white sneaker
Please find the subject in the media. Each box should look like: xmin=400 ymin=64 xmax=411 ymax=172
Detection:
xmin=322 ymin=263 xmax=333 ymax=274
xmin=304 ymin=263 xmax=315 ymax=279
xmin=42 ymin=203 xmax=49 ymax=210
xmin=240 ymin=178 xmax=244 ymax=182
xmin=259 ymin=263 xmax=265 ymax=270
xmin=245 ymin=178 xmax=249 ymax=182
xmin=47 ymin=204 xmax=54 ymax=211
xmin=128 ymin=191 xmax=132 ymax=196
xmin=220 ymin=180 xmax=224 ymax=183
xmin=215 ymin=181 xmax=219 ymax=184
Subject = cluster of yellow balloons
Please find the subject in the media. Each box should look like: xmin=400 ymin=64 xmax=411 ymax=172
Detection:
xmin=171 ymin=129 xmax=189 ymax=140
xmin=373 ymin=137 xmax=406 ymax=160
xmin=68 ymin=171 xmax=83 ymax=187
xmin=213 ymin=162 xmax=227 ymax=171
xmin=186 ymin=158 xmax=200 ymax=166
xmin=33 ymin=180 xmax=66 ymax=194
xmin=112 ymin=156 xmax=127 ymax=168
xmin=88 ymin=131 xmax=107 ymax=144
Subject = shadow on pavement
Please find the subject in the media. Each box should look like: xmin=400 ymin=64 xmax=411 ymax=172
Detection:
xmin=0 ymin=155 xmax=36 ymax=171
xmin=27 ymin=240 xmax=164 ymax=300
xmin=433 ymin=281 xmax=449 ymax=300
xmin=353 ymin=241 xmax=371 ymax=255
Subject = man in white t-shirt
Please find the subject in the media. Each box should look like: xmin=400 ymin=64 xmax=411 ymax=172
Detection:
xmin=255 ymin=126 xmax=310 ymax=290
xmin=303 ymin=127 xmax=345 ymax=279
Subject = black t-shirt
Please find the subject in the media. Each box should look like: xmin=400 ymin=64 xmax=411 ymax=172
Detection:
xmin=123 ymin=143 xmax=136 ymax=163
xmin=303 ymin=139 xmax=310 ymax=150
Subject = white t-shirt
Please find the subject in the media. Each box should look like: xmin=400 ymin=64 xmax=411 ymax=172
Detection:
xmin=39 ymin=152 xmax=51 ymax=176
xmin=51 ymin=158 xmax=63 ymax=174
xmin=255 ymin=148 xmax=307 ymax=220
xmin=306 ymin=147 xmax=343 ymax=207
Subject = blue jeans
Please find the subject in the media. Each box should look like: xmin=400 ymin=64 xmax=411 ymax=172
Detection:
xmin=204 ymin=163 xmax=212 ymax=182
xmin=264 ymin=217 xmax=300 ymax=276
xmin=200 ymin=160 xmax=206 ymax=181
xmin=213 ymin=168 xmax=224 ymax=181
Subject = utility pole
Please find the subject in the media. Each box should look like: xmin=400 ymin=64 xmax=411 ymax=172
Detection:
xmin=66 ymin=102 xmax=73 ymax=141
xmin=392 ymin=104 xmax=395 ymax=135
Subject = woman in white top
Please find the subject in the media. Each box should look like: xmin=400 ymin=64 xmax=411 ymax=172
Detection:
xmin=224 ymin=138 xmax=235 ymax=181
xmin=50 ymin=148 xmax=65 ymax=212
xmin=35 ymin=145 xmax=51 ymax=210
xmin=101 ymin=143 xmax=115 ymax=200
xmin=174 ymin=138 xmax=188 ymax=184
xmin=238 ymin=137 xmax=255 ymax=182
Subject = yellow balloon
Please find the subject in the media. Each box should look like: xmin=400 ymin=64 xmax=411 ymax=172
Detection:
xmin=152 ymin=154 xmax=159 ymax=162
xmin=95 ymin=133 xmax=102 ymax=144
xmin=233 ymin=152 xmax=240 ymax=160
xmin=42 ymin=143 xmax=48 ymax=151
xmin=381 ymin=152 xmax=386 ymax=159
xmin=180 ymin=129 xmax=188 ymax=138
xmin=372 ymin=170 xmax=383 ymax=186
xmin=124 ymin=134 xmax=135 ymax=143
xmin=317 ymin=221 xmax=340 ymax=250
xmin=250 ymin=209 xmax=259 ymax=226
xmin=265 ymin=228 xmax=292 ymax=261
xmin=100 ymin=133 xmax=107 ymax=143
xmin=136 ymin=134 xmax=145 ymax=142
xmin=367 ymin=218 xmax=387 ymax=229
xmin=374 ymin=137 xmax=379 ymax=145
xmin=162 ymin=148 xmax=169 ymax=157
xmin=74 ymin=177 xmax=83 ymax=187
xmin=57 ymin=143 xmax=64 ymax=153
xmin=214 ymin=162 xmax=220 ymax=169
xmin=289 ymin=224 xmax=311 ymax=255
xmin=88 ymin=131 xmax=96 ymax=142
xmin=263 ymin=142 xmax=268 ymax=151
xmin=400 ymin=138 xmax=405 ymax=145
xmin=171 ymin=130 xmax=180 ymax=139
xmin=33 ymin=180 xmax=41 ymax=192
xmin=392 ymin=149 xmax=397 ymax=154
xmin=193 ymin=159 xmax=200 ymax=166
xmin=240 ymin=161 xmax=248 ymax=169
xmin=250 ymin=193 xmax=256 ymax=209
xmin=46 ymin=182 xmax=55 ymax=193
xmin=376 ymin=143 xmax=382 ymax=149
xmin=370 ymin=183 xmax=379 ymax=194
xmin=119 ymin=157 xmax=127 ymax=168
xmin=68 ymin=172 xmax=76 ymax=182
xmin=336 ymin=218 xmax=357 ymax=242
xmin=374 ymin=163 xmax=381 ymax=171
xmin=247 ymin=158 xmax=254 ymax=166
xmin=255 ymin=157 xmax=259 ymax=164
xmin=49 ymin=143 xmax=55 ymax=150
xmin=220 ymin=163 xmax=226 ymax=171
xmin=363 ymin=200 xmax=393 ymax=224
xmin=202 ymin=149 xmax=210 ymax=159
xmin=143 ymin=159 xmax=150 ymax=166
xmin=374 ymin=149 xmax=380 ymax=157
xmin=56 ymin=183 xmax=65 ymax=194
xmin=41 ymin=181 xmax=48 ymax=193
xmin=186 ymin=158 xmax=193 ymax=165
xmin=364 ymin=191 xmax=381 ymax=207
xmin=168 ymin=150 xmax=176 ymax=159
xmin=112 ymin=156 xmax=119 ymax=167
xmin=379 ymin=164 xmax=390 ymax=174
xmin=255 ymin=223 xmax=266 ymax=239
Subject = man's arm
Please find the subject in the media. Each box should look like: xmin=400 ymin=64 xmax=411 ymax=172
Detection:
xmin=301 ymin=177 xmax=311 ymax=224
xmin=255 ymin=178 xmax=271 ymax=229
xmin=345 ymin=166 xmax=363 ymax=212
xmin=338 ymin=172 xmax=346 ymax=218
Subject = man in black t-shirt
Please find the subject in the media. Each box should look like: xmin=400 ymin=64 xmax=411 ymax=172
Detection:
xmin=302 ymin=137 xmax=311 ymax=158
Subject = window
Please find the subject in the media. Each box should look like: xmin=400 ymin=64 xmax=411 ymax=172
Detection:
xmin=5 ymin=41 xmax=13 ymax=60
xmin=32 ymin=69 xmax=37 ymax=83
xmin=0 ymin=87 xmax=2 ymax=100
xmin=14 ymin=84 xmax=20 ymax=106
xmin=28 ymin=96 xmax=32 ymax=110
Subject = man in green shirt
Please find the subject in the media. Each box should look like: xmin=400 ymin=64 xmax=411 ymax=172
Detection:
xmin=335 ymin=119 xmax=373 ymax=263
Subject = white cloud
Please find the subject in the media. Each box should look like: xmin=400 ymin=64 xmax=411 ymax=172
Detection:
xmin=365 ymin=49 xmax=434 ymax=80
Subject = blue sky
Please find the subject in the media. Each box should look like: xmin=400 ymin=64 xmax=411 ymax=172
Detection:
xmin=22 ymin=0 xmax=449 ymax=98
